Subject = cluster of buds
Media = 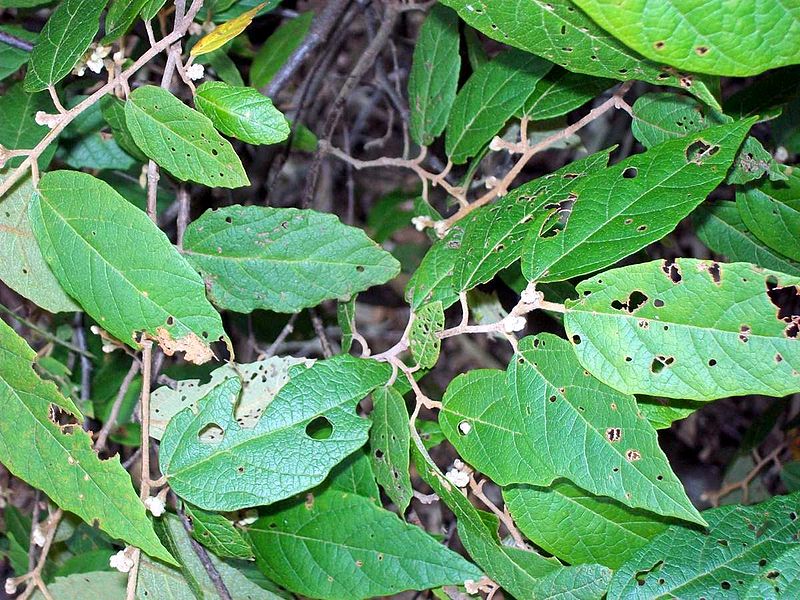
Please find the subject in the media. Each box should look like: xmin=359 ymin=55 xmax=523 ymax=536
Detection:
xmin=109 ymin=547 xmax=136 ymax=573
xmin=445 ymin=459 xmax=471 ymax=488
xmin=73 ymin=44 xmax=112 ymax=77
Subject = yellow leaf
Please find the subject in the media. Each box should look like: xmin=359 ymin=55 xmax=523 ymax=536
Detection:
xmin=190 ymin=2 xmax=266 ymax=57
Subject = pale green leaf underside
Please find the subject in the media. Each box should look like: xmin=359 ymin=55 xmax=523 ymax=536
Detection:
xmin=247 ymin=489 xmax=482 ymax=600
xmin=30 ymin=171 xmax=226 ymax=364
xmin=194 ymin=81 xmax=290 ymax=146
xmin=337 ymin=295 xmax=357 ymax=353
xmin=439 ymin=0 xmax=720 ymax=109
xmin=124 ymin=85 xmax=249 ymax=188
xmin=440 ymin=334 xmax=703 ymax=524
xmin=565 ymin=259 xmax=800 ymax=400
xmin=31 ymin=572 xmax=126 ymax=600
xmin=409 ymin=301 xmax=444 ymax=369
xmin=522 ymin=118 xmax=753 ymax=283
xmin=738 ymin=173 xmax=800 ymax=263
xmin=607 ymin=492 xmax=800 ymax=599
xmin=183 ymin=205 xmax=400 ymax=314
xmin=369 ymin=386 xmax=413 ymax=512
xmin=0 ymin=321 xmax=173 ymax=563
xmin=24 ymin=0 xmax=106 ymax=91
xmin=572 ymin=0 xmax=800 ymax=76
xmin=160 ymin=355 xmax=391 ymax=511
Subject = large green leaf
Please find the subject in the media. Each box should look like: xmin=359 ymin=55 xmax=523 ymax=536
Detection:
xmin=182 ymin=205 xmax=400 ymax=314
xmin=404 ymin=226 xmax=462 ymax=311
xmin=607 ymin=492 xmax=800 ymax=599
xmin=0 ymin=25 xmax=36 ymax=82
xmin=24 ymin=0 xmax=107 ymax=91
xmin=412 ymin=447 xmax=612 ymax=600
xmin=30 ymin=171 xmax=227 ymax=364
xmin=565 ymin=259 xmax=800 ymax=400
xmin=522 ymin=67 xmax=613 ymax=121
xmin=0 ymin=320 xmax=173 ymax=563
xmin=521 ymin=118 xmax=753 ymax=283
xmin=250 ymin=11 xmax=314 ymax=88
xmin=440 ymin=334 xmax=703 ymax=524
xmin=247 ymin=488 xmax=482 ymax=600
xmin=738 ymin=173 xmax=800 ymax=263
xmin=0 ymin=171 xmax=77 ymax=312
xmin=505 ymin=480 xmax=671 ymax=569
xmin=0 ymin=83 xmax=57 ymax=169
xmin=445 ymin=49 xmax=552 ymax=164
xmin=572 ymin=0 xmax=800 ymax=77
xmin=99 ymin=96 xmax=148 ymax=162
xmin=369 ymin=386 xmax=412 ymax=513
xmin=194 ymin=81 xmax=290 ymax=146
xmin=408 ymin=4 xmax=461 ymax=146
xmin=124 ymin=85 xmax=249 ymax=188
xmin=160 ymin=355 xmax=391 ymax=511
xmin=693 ymin=202 xmax=800 ymax=276
xmin=439 ymin=0 xmax=719 ymax=109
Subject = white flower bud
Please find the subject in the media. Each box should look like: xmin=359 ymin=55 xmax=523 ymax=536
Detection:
xmin=5 ymin=578 xmax=18 ymax=594
xmin=144 ymin=496 xmax=166 ymax=517
xmin=520 ymin=287 xmax=541 ymax=305
xmin=186 ymin=63 xmax=205 ymax=81
xmin=35 ymin=111 xmax=59 ymax=129
xmin=445 ymin=467 xmax=470 ymax=488
xmin=489 ymin=136 xmax=505 ymax=151
xmin=110 ymin=549 xmax=135 ymax=573
xmin=411 ymin=216 xmax=433 ymax=231
xmin=32 ymin=524 xmax=46 ymax=547
xmin=502 ymin=315 xmax=527 ymax=333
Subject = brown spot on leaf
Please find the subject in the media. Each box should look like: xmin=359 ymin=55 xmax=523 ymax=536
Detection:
xmin=606 ymin=428 xmax=622 ymax=443
xmin=625 ymin=449 xmax=641 ymax=461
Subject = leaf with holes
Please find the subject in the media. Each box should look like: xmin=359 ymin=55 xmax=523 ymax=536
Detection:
xmin=405 ymin=226 xmax=462 ymax=311
xmin=408 ymin=4 xmax=461 ymax=146
xmin=0 ymin=171 xmax=77 ymax=313
xmin=440 ymin=334 xmax=703 ymax=524
xmin=0 ymin=320 xmax=174 ymax=564
xmin=571 ymin=0 xmax=800 ymax=77
xmin=521 ymin=67 xmax=613 ymax=120
xmin=522 ymin=117 xmax=754 ymax=283
xmin=505 ymin=480 xmax=673 ymax=569
xmin=738 ymin=172 xmax=800 ymax=262
xmin=23 ymin=0 xmax=106 ymax=91
xmin=693 ymin=202 xmax=800 ymax=276
xmin=190 ymin=2 xmax=266 ymax=57
xmin=250 ymin=11 xmax=314 ymax=88
xmin=409 ymin=301 xmax=444 ymax=369
xmin=412 ymin=446 xmax=613 ymax=599
xmin=182 ymin=205 xmax=399 ymax=314
xmin=565 ymin=259 xmax=800 ymax=400
xmin=194 ymin=81 xmax=290 ymax=146
xmin=160 ymin=355 xmax=391 ymax=511
xmin=247 ymin=488 xmax=482 ymax=600
xmin=607 ymin=492 xmax=800 ymax=599
xmin=124 ymin=85 xmax=249 ymax=188
xmin=29 ymin=170 xmax=227 ymax=364
xmin=439 ymin=0 xmax=720 ymax=109
xmin=445 ymin=49 xmax=552 ymax=164
xmin=369 ymin=386 xmax=412 ymax=513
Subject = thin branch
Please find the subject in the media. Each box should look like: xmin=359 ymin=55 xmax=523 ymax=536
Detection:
xmin=95 ymin=359 xmax=141 ymax=453
xmin=0 ymin=304 xmax=94 ymax=358
xmin=469 ymin=477 xmax=527 ymax=549
xmin=15 ymin=508 xmax=63 ymax=600
xmin=178 ymin=507 xmax=233 ymax=600
xmin=0 ymin=30 xmax=34 ymax=52
xmin=263 ymin=314 xmax=298 ymax=358
xmin=702 ymin=443 xmax=787 ymax=507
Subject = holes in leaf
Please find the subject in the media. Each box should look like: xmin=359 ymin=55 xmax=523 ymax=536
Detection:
xmin=538 ymin=195 xmax=574 ymax=238
xmin=225 ymin=216 xmax=232 ymax=224
xmin=458 ymin=420 xmax=472 ymax=435
xmin=611 ymin=291 xmax=648 ymax=314
xmin=605 ymin=427 xmax=622 ymax=443
xmin=776 ymin=353 xmax=784 ymax=363
xmin=766 ymin=277 xmax=800 ymax=338
xmin=708 ymin=359 xmax=717 ymax=367
xmin=356 ymin=265 xmax=365 ymax=273
xmin=685 ymin=140 xmax=720 ymax=164
xmin=637 ymin=224 xmax=648 ymax=232
xmin=720 ymin=581 xmax=731 ymax=590
xmin=305 ymin=416 xmax=333 ymax=439
xmin=654 ymin=299 xmax=665 ymax=308
xmin=374 ymin=449 xmax=384 ymax=460
xmin=662 ymin=260 xmax=682 ymax=283
xmin=739 ymin=325 xmax=750 ymax=343
xmin=572 ymin=334 xmax=581 ymax=345
xmin=634 ymin=560 xmax=663 ymax=586
xmin=166 ymin=316 xmax=174 ymax=326
xmin=717 ymin=539 xmax=729 ymax=547
xmin=695 ymin=46 xmax=709 ymax=56
xmin=790 ymin=511 xmax=797 ymax=521
xmin=650 ymin=355 xmax=673 ymax=373
xmin=548 ymin=395 xmax=557 ymax=403
xmin=654 ymin=41 xmax=666 ymax=50
xmin=236 ymin=466 xmax=245 ymax=474
xmin=622 ymin=167 xmax=638 ymax=179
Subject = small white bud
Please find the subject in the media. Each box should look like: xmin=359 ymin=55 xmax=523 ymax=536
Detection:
xmin=185 ymin=63 xmax=205 ymax=81
xmin=4 ymin=578 xmax=17 ymax=595
xmin=520 ymin=287 xmax=542 ymax=305
xmin=433 ymin=220 xmax=449 ymax=237
xmin=110 ymin=549 xmax=135 ymax=573
xmin=489 ymin=136 xmax=505 ymax=151
xmin=775 ymin=146 xmax=789 ymax=163
xmin=113 ymin=50 xmax=124 ymax=63
xmin=144 ymin=496 xmax=166 ymax=517
xmin=445 ymin=466 xmax=470 ymax=488
xmin=35 ymin=111 xmax=59 ymax=129
xmin=102 ymin=343 xmax=117 ymax=354
xmin=464 ymin=579 xmax=480 ymax=594
xmin=188 ymin=22 xmax=203 ymax=36
xmin=484 ymin=176 xmax=499 ymax=189
xmin=502 ymin=315 xmax=527 ymax=333
xmin=411 ymin=215 xmax=433 ymax=231
xmin=32 ymin=524 xmax=46 ymax=547
xmin=90 ymin=325 xmax=102 ymax=335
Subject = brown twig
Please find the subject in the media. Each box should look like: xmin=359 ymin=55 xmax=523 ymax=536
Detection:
xmin=469 ymin=477 xmax=527 ymax=549
xmin=15 ymin=508 xmax=63 ymax=600
xmin=702 ymin=443 xmax=787 ymax=507
xmin=178 ymin=506 xmax=233 ymax=600
xmin=94 ymin=359 xmax=141 ymax=453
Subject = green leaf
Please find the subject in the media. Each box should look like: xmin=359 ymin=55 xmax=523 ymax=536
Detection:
xmin=693 ymin=202 xmax=800 ymax=276
xmin=150 ymin=355 xmax=311 ymax=440
xmin=369 ymin=386 xmax=412 ymax=512
xmin=408 ymin=4 xmax=461 ymax=146
xmin=738 ymin=173 xmax=800 ymax=262
xmin=505 ymin=480 xmax=671 ymax=569
xmin=440 ymin=334 xmax=703 ymax=524
xmin=725 ymin=136 xmax=786 ymax=186
xmin=184 ymin=504 xmax=254 ymax=560
xmin=409 ymin=301 xmax=444 ymax=369
xmin=250 ymin=11 xmax=314 ymax=89
xmin=439 ymin=0 xmax=720 ymax=109
xmin=412 ymin=446 xmax=612 ymax=599
xmin=30 ymin=170 xmax=227 ymax=364
xmin=565 ymin=258 xmax=800 ymax=400
xmin=124 ymin=85 xmax=249 ymax=188
xmin=445 ymin=49 xmax=552 ymax=164
xmin=522 ymin=67 xmax=613 ymax=120
xmin=325 ymin=449 xmax=381 ymax=502
xmin=636 ymin=397 xmax=703 ymax=430
xmin=0 ymin=320 xmax=173 ymax=563
xmin=0 ymin=83 xmax=57 ymax=169
xmin=194 ymin=81 xmax=289 ymax=146
xmin=405 ymin=226 xmax=462 ymax=311
xmin=337 ymin=295 xmax=357 ymax=353
xmin=61 ymin=133 xmax=136 ymax=171
xmin=522 ymin=118 xmax=753 ymax=283
xmin=31 ymin=572 xmax=127 ymax=600
xmin=140 ymin=0 xmax=167 ymax=21
xmin=0 ymin=25 xmax=37 ymax=82
xmin=160 ymin=355 xmax=391 ymax=511
xmin=198 ymin=48 xmax=245 ymax=87
xmin=24 ymin=0 xmax=107 ymax=91
xmin=0 ymin=171 xmax=78 ymax=312
xmin=607 ymin=492 xmax=800 ymax=599
xmin=571 ymin=0 xmax=800 ymax=77
xmin=182 ymin=205 xmax=400 ymax=314
xmin=99 ymin=96 xmax=148 ymax=162
xmin=103 ymin=0 xmax=149 ymax=42
xmin=247 ymin=489 xmax=483 ymax=600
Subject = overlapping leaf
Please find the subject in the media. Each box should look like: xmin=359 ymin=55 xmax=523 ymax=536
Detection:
xmin=522 ymin=67 xmax=613 ymax=121
xmin=30 ymin=171 xmax=227 ymax=364
xmin=409 ymin=301 xmax=444 ymax=369
xmin=738 ymin=172 xmax=800 ymax=262
xmin=182 ymin=205 xmax=400 ymax=313
xmin=31 ymin=572 xmax=126 ymax=599
xmin=184 ymin=504 xmax=253 ymax=560
xmin=0 ymin=25 xmax=36 ymax=82
xmin=565 ymin=259 xmax=800 ymax=400
xmin=0 ymin=83 xmax=57 ymax=169
xmin=103 ymin=0 xmax=150 ymax=42
xmin=369 ymin=386 xmax=412 ymax=512
xmin=190 ymin=1 xmax=265 ymax=56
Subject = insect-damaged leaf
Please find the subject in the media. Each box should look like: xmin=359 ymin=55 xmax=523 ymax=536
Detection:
xmin=247 ymin=489 xmax=482 ymax=600
xmin=409 ymin=301 xmax=444 ymax=369
xmin=571 ymin=0 xmax=800 ymax=77
xmin=182 ymin=205 xmax=400 ymax=314
xmin=160 ymin=355 xmax=391 ymax=511
xmin=0 ymin=320 xmax=173 ymax=564
xmin=522 ymin=117 xmax=754 ymax=283
xmin=124 ymin=86 xmax=249 ymax=188
xmin=607 ymin=492 xmax=800 ymax=599
xmin=29 ymin=171 xmax=227 ymax=364
xmin=565 ymin=259 xmax=800 ymax=400
xmin=439 ymin=0 xmax=720 ymax=109
xmin=441 ymin=334 xmax=702 ymax=524
xmin=738 ymin=172 xmax=800 ymax=263
xmin=369 ymin=386 xmax=412 ymax=512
